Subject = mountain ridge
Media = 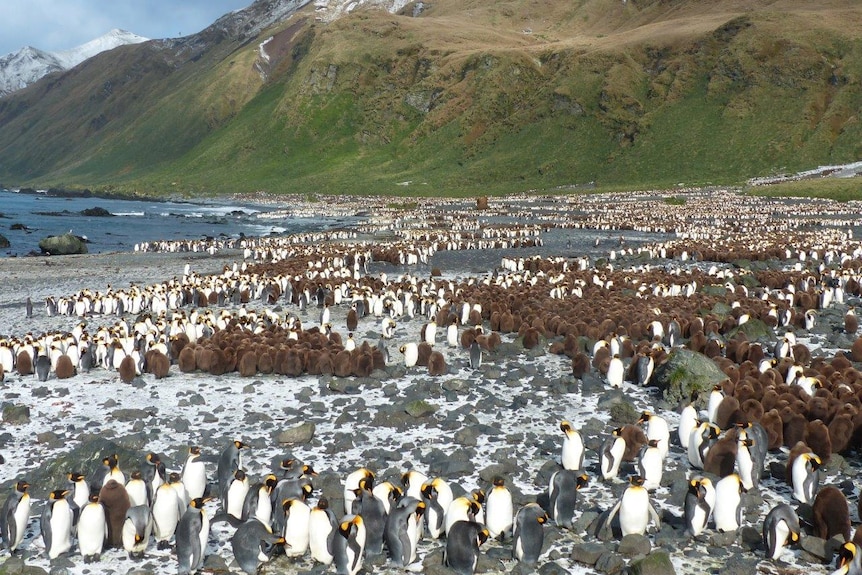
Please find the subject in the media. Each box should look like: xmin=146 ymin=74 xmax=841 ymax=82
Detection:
xmin=0 ymin=29 xmax=148 ymax=97
xmin=0 ymin=0 xmax=861 ymax=196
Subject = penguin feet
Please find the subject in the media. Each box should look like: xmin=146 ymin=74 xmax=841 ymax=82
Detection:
xmin=157 ymin=540 xmax=172 ymax=550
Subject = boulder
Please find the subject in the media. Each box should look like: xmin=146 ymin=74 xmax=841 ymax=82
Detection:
xmin=80 ymin=206 xmax=113 ymax=217
xmin=38 ymin=233 xmax=87 ymax=255
xmin=0 ymin=233 xmax=8 ymax=248
xmin=651 ymin=349 xmax=727 ymax=408
xmin=276 ymin=422 xmax=316 ymax=445
xmin=627 ymin=551 xmax=676 ymax=575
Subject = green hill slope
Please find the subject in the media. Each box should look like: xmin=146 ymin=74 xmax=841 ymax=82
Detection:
xmin=0 ymin=0 xmax=860 ymax=196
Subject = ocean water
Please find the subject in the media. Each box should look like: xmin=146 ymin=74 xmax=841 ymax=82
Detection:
xmin=0 ymin=190 xmax=358 ymax=257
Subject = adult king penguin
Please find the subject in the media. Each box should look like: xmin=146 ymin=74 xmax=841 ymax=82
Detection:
xmin=217 ymin=440 xmax=248 ymax=499
xmin=77 ymin=494 xmax=107 ymax=562
xmin=713 ymin=474 xmax=745 ymax=532
xmin=445 ymin=521 xmax=488 ymax=575
xmin=762 ymin=503 xmax=801 ymax=561
xmin=41 ymin=489 xmax=73 ymax=559
xmin=548 ymin=470 xmax=588 ymax=529
xmin=334 ymin=514 xmax=366 ymax=575
xmin=484 ymin=477 xmax=514 ymax=541
xmin=421 ymin=477 xmax=454 ymax=540
xmin=232 ymin=518 xmax=285 ymax=575
xmin=385 ymin=497 xmax=425 ymax=567
xmin=832 ymin=542 xmax=862 ymax=575
xmin=683 ymin=476 xmax=715 ymax=538
xmin=512 ymin=503 xmax=548 ymax=564
xmin=600 ymin=428 xmax=626 ymax=481
xmin=604 ymin=476 xmax=661 ymax=537
xmin=122 ymin=504 xmax=152 ymax=559
xmin=309 ymin=497 xmax=338 ymax=566
xmin=560 ymin=420 xmax=585 ymax=471
xmin=176 ymin=497 xmax=210 ymax=575
xmin=181 ymin=446 xmax=208 ymax=501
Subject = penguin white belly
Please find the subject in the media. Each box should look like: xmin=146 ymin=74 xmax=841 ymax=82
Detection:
xmin=485 ymin=490 xmax=514 ymax=538
xmin=227 ymin=480 xmax=249 ymax=520
xmin=689 ymin=504 xmax=708 ymax=537
xmin=183 ymin=462 xmax=207 ymax=500
xmin=713 ymin=483 xmax=740 ymax=532
xmin=78 ymin=504 xmax=107 ymax=558
xmin=198 ymin=511 xmax=210 ymax=561
xmin=12 ymin=495 xmax=31 ymax=549
xmin=48 ymin=501 xmax=73 ymax=558
xmin=769 ymin=520 xmax=790 ymax=560
xmin=447 ymin=325 xmax=458 ymax=347
xmin=406 ymin=513 xmax=420 ymax=564
xmin=606 ymin=359 xmax=624 ymax=388
xmin=619 ymin=490 xmax=649 ymax=536
xmin=562 ymin=433 xmax=584 ymax=471
xmin=601 ymin=438 xmax=625 ymax=480
xmin=152 ymin=489 xmax=180 ymax=541
xmin=126 ymin=480 xmax=148 ymax=507
xmin=309 ymin=512 xmax=334 ymax=565
xmin=283 ymin=501 xmax=311 ymax=557
xmin=678 ymin=406 xmax=697 ymax=449
xmin=254 ymin=490 xmax=273 ymax=526
xmin=736 ymin=448 xmax=755 ymax=490
xmin=639 ymin=450 xmax=663 ymax=491
xmin=791 ymin=459 xmax=813 ymax=503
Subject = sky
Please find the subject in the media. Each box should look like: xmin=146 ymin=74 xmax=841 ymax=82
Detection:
xmin=0 ymin=0 xmax=253 ymax=57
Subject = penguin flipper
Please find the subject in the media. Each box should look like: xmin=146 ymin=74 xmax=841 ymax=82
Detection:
xmin=40 ymin=507 xmax=52 ymax=556
xmin=648 ymin=503 xmax=661 ymax=531
xmin=210 ymin=511 xmax=243 ymax=528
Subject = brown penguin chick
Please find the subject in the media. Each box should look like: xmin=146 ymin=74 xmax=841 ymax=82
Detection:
xmin=851 ymin=337 xmax=862 ymax=362
xmin=16 ymin=350 xmax=33 ymax=375
xmin=687 ymin=331 xmax=707 ymax=353
xmin=346 ymin=308 xmax=359 ymax=332
xmin=99 ymin=479 xmax=131 ymax=548
xmin=178 ymin=346 xmax=197 ymax=373
xmin=571 ymin=352 xmax=590 ymax=378
xmin=469 ymin=308 xmax=483 ymax=326
xmin=747 ymin=344 xmax=765 ymax=366
xmin=416 ymin=342 xmax=433 ymax=367
xmin=208 ymin=348 xmax=227 ymax=376
xmin=807 ymin=396 xmax=832 ymax=423
xmin=714 ymin=396 xmax=741 ymax=431
xmin=460 ymin=328 xmax=477 ymax=349
xmin=485 ymin=331 xmax=501 ymax=351
xmin=792 ymin=344 xmax=811 ymax=366
xmin=490 ymin=311 xmax=501 ymax=331
xmin=118 ymin=355 xmax=137 ymax=383
xmin=783 ymin=412 xmax=808 ymax=448
xmin=499 ymin=312 xmax=515 ymax=333
xmin=831 ymin=352 xmax=852 ymax=372
xmin=703 ymin=339 xmax=724 ymax=359
xmin=332 ymin=349 xmax=352 ymax=378
xmin=352 ymin=350 xmax=373 ymax=377
xmin=195 ymin=347 xmax=213 ymax=372
xmin=812 ymin=485 xmax=851 ymax=541
xmin=703 ymin=429 xmax=739 ymax=478
xmin=828 ymin=413 xmax=855 ymax=454
xmin=170 ymin=332 xmax=189 ymax=358
xmin=428 ymin=351 xmax=447 ymax=376
xmin=592 ymin=346 xmax=610 ymax=370
xmin=258 ymin=351 xmax=274 ymax=374
xmin=620 ymin=424 xmax=648 ymax=461
xmin=371 ymin=347 xmax=386 ymax=371
xmin=522 ymin=327 xmax=540 ymax=350
xmin=54 ymin=354 xmax=76 ymax=379
xmin=280 ymin=348 xmax=303 ymax=377
xmin=760 ymin=409 xmax=784 ymax=450
xmin=315 ymin=350 xmax=333 ymax=375
xmin=148 ymin=350 xmax=170 ymax=379
xmin=740 ymin=399 xmax=764 ymax=423
xmin=238 ymin=351 xmax=258 ymax=377
xmin=785 ymin=441 xmax=813 ymax=488
xmin=804 ymin=419 xmax=832 ymax=463
xmin=845 ymin=310 xmax=858 ymax=335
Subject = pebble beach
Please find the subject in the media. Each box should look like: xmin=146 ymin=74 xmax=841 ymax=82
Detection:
xmin=1 ymin=188 xmax=861 ymax=575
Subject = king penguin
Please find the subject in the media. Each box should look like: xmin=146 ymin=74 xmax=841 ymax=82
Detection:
xmin=548 ymin=470 xmax=588 ymax=529
xmin=713 ymin=474 xmax=745 ymax=532
xmin=469 ymin=340 xmax=482 ymax=369
xmin=334 ymin=514 xmax=366 ymax=575
xmin=343 ymin=468 xmax=375 ymax=516
xmin=444 ymin=520 xmax=488 ymax=575
xmin=232 ymin=517 xmax=285 ymax=575
xmin=223 ymin=469 xmax=250 ymax=522
xmin=350 ymin=479 xmax=387 ymax=556
xmin=484 ymin=476 xmax=514 ymax=541
xmin=790 ymin=451 xmax=821 ymax=504
xmin=421 ymin=477 xmax=454 ymax=540
xmin=384 ymin=496 xmax=425 ymax=566
xmin=640 ymin=411 xmax=670 ymax=460
xmin=217 ymin=440 xmax=248 ymax=500
xmin=176 ymin=497 xmax=209 ymax=575
xmin=41 ymin=488 xmax=73 ymax=559
xmin=683 ymin=476 xmax=715 ymax=538
xmin=600 ymin=428 xmax=626 ymax=481
xmin=678 ymin=402 xmax=698 ymax=449
xmin=181 ymin=446 xmax=208 ymax=501
xmin=560 ymin=420 xmax=585 ymax=471
xmin=512 ymin=503 xmax=548 ymax=564
xmin=604 ymin=476 xmax=661 ymax=537
xmin=762 ymin=503 xmax=800 ymax=560
xmin=832 ymin=542 xmax=862 ymax=575
xmin=445 ymin=496 xmax=481 ymax=536
xmin=282 ymin=497 xmax=312 ymax=557
xmin=309 ymin=497 xmax=338 ymax=566
xmin=637 ymin=439 xmax=664 ymax=491
xmin=122 ymin=504 xmax=152 ymax=559
xmin=77 ymin=493 xmax=107 ymax=562
xmin=151 ymin=481 xmax=182 ymax=550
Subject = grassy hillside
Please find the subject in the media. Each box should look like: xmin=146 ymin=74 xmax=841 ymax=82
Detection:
xmin=0 ymin=0 xmax=861 ymax=197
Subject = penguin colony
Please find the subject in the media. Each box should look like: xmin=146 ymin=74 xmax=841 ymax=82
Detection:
xmin=4 ymin=189 xmax=862 ymax=575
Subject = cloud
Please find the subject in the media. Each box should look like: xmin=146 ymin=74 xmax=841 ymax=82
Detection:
xmin=0 ymin=0 xmax=250 ymax=57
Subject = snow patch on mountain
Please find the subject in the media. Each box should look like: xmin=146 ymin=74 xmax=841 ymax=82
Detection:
xmin=0 ymin=29 xmax=148 ymax=97
xmin=313 ymin=0 xmax=413 ymax=22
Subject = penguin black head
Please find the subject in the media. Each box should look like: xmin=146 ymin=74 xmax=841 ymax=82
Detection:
xmin=647 ymin=439 xmax=660 ymax=448
xmin=415 ymin=501 xmax=426 ymax=517
xmin=265 ymin=474 xmax=278 ymax=489
xmin=560 ymin=420 xmax=573 ymax=433
xmin=612 ymin=427 xmax=623 ymax=437
xmin=302 ymin=483 xmax=314 ymax=499
xmin=808 ymin=453 xmax=822 ymax=471
xmin=688 ymin=478 xmax=701 ymax=495
xmin=477 ymin=528 xmax=490 ymax=546
xmin=302 ymin=464 xmax=318 ymax=477
xmin=130 ymin=470 xmax=143 ymax=480
xmin=837 ymin=542 xmax=857 ymax=569
xmin=638 ymin=411 xmax=652 ymax=424
xmin=15 ymin=481 xmax=29 ymax=493
xmin=88 ymin=493 xmax=100 ymax=504
xmin=168 ymin=472 xmax=182 ymax=484
xmin=472 ymin=489 xmax=485 ymax=505
xmin=492 ymin=476 xmax=506 ymax=488
xmin=49 ymin=489 xmax=70 ymax=500
xmin=421 ymin=482 xmax=434 ymax=499
xmin=629 ymin=475 xmax=645 ymax=487
xmin=68 ymin=471 xmax=85 ymax=482
xmin=537 ymin=512 xmax=549 ymax=524
xmin=576 ymin=474 xmax=589 ymax=490
xmin=189 ymin=446 xmax=202 ymax=456
xmin=234 ymin=469 xmax=247 ymax=481
xmin=316 ymin=497 xmax=330 ymax=510
xmin=282 ymin=498 xmax=295 ymax=512
xmin=146 ymin=452 xmax=161 ymax=465
xmin=234 ymin=440 xmax=248 ymax=450
xmin=189 ymin=497 xmax=206 ymax=509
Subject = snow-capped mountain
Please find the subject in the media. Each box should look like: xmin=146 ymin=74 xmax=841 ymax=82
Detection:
xmin=0 ymin=29 xmax=148 ymax=97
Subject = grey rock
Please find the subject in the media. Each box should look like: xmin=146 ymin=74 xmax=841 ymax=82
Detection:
xmin=717 ymin=555 xmax=760 ymax=575
xmin=710 ymin=531 xmax=737 ymax=547
xmin=571 ymin=542 xmax=609 ymax=566
xmin=626 ymin=551 xmax=676 ymax=575
xmin=39 ymin=233 xmax=87 ymax=255
xmin=2 ymin=403 xmax=30 ymax=424
xmin=651 ymin=349 xmax=728 ymax=409
xmin=618 ymin=533 xmax=651 ymax=557
xmin=111 ymin=408 xmax=150 ymax=422
xmin=276 ymin=422 xmax=316 ymax=445
xmin=595 ymin=551 xmax=625 ymax=574
xmin=404 ymin=399 xmax=437 ymax=417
